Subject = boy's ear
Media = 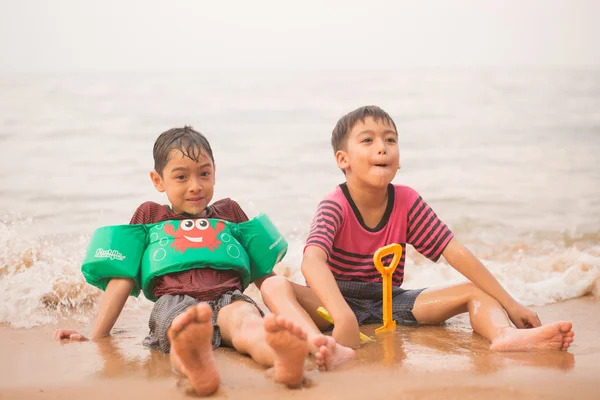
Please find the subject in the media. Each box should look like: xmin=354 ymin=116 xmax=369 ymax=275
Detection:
xmin=150 ymin=170 xmax=165 ymax=192
xmin=335 ymin=150 xmax=349 ymax=171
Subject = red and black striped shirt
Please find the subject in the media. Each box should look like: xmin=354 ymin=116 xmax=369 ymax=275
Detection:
xmin=304 ymin=183 xmax=454 ymax=286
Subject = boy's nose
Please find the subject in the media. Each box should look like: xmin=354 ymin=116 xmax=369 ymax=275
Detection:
xmin=189 ymin=177 xmax=203 ymax=193
xmin=376 ymin=138 xmax=387 ymax=154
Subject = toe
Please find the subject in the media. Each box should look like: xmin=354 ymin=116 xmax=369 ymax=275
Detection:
xmin=557 ymin=321 xmax=573 ymax=333
xmin=314 ymin=354 xmax=325 ymax=366
xmin=264 ymin=314 xmax=279 ymax=333
xmin=284 ymin=319 xmax=297 ymax=333
xmin=169 ymin=306 xmax=197 ymax=338
xmin=279 ymin=318 xmax=305 ymax=339
xmin=280 ymin=318 xmax=303 ymax=338
xmin=326 ymin=336 xmax=336 ymax=349
xmin=292 ymin=324 xmax=306 ymax=339
xmin=275 ymin=316 xmax=290 ymax=331
xmin=311 ymin=335 xmax=328 ymax=347
xmin=317 ymin=345 xmax=328 ymax=359
xmin=195 ymin=303 xmax=213 ymax=323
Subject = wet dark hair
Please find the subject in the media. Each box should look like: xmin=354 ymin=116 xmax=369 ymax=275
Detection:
xmin=153 ymin=126 xmax=215 ymax=175
xmin=331 ymin=105 xmax=397 ymax=153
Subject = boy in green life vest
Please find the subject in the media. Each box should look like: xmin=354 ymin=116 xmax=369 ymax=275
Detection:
xmin=54 ymin=126 xmax=355 ymax=396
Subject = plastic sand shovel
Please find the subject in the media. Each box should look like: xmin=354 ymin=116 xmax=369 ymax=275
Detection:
xmin=317 ymin=307 xmax=375 ymax=344
xmin=374 ymin=243 xmax=403 ymax=334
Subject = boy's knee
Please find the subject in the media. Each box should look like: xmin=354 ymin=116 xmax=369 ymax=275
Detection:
xmin=260 ymin=275 xmax=291 ymax=299
xmin=240 ymin=312 xmax=263 ymax=330
xmin=461 ymin=282 xmax=486 ymax=301
xmin=231 ymin=308 xmax=264 ymax=348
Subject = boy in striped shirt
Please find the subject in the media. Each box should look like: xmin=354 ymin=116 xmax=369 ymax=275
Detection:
xmin=261 ymin=106 xmax=574 ymax=352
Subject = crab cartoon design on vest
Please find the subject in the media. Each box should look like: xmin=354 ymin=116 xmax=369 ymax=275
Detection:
xmin=163 ymin=219 xmax=226 ymax=253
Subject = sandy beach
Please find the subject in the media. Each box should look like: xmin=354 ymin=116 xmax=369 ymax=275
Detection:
xmin=1 ymin=296 xmax=598 ymax=400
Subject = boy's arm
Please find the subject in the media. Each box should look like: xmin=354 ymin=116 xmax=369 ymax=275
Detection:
xmin=54 ymin=278 xmax=134 ymax=341
xmin=301 ymin=246 xmax=361 ymax=348
xmin=442 ymin=238 xmax=542 ymax=328
xmin=56 ymin=203 xmax=149 ymax=341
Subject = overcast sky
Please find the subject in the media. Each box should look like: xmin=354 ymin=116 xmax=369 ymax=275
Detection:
xmin=0 ymin=0 xmax=598 ymax=72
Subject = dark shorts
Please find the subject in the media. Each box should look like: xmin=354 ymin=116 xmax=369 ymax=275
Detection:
xmin=143 ymin=290 xmax=264 ymax=354
xmin=336 ymin=280 xmax=426 ymax=325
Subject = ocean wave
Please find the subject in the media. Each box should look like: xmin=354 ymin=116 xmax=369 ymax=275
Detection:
xmin=0 ymin=219 xmax=598 ymax=328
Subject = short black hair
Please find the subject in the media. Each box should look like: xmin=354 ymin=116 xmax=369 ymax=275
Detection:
xmin=331 ymin=105 xmax=397 ymax=153
xmin=153 ymin=126 xmax=214 ymax=175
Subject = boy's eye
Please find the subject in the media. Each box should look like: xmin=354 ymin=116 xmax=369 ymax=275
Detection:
xmin=386 ymin=137 xmax=397 ymax=143
xmin=361 ymin=138 xmax=372 ymax=143
xmin=176 ymin=175 xmax=186 ymax=180
xmin=200 ymin=172 xmax=211 ymax=177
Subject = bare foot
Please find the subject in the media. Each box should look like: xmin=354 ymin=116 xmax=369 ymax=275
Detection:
xmin=310 ymin=335 xmax=356 ymax=370
xmin=490 ymin=321 xmax=575 ymax=352
xmin=264 ymin=315 xmax=308 ymax=388
xmin=168 ymin=303 xmax=220 ymax=396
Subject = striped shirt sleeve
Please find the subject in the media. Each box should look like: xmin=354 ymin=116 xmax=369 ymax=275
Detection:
xmin=304 ymin=200 xmax=344 ymax=259
xmin=209 ymin=198 xmax=249 ymax=223
xmin=129 ymin=202 xmax=152 ymax=224
xmin=228 ymin=200 xmax=249 ymax=223
xmin=406 ymin=196 xmax=454 ymax=262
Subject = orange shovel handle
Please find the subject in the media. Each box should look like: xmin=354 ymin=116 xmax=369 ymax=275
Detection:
xmin=374 ymin=243 xmax=403 ymax=334
xmin=373 ymin=243 xmax=402 ymax=277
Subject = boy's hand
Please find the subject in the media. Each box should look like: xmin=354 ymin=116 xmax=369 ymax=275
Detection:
xmin=332 ymin=314 xmax=361 ymax=349
xmin=53 ymin=329 xmax=89 ymax=341
xmin=506 ymin=303 xmax=542 ymax=329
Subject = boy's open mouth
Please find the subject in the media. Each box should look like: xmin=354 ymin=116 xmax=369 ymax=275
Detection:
xmin=374 ymin=163 xmax=388 ymax=167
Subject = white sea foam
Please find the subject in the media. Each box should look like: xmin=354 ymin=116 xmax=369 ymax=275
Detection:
xmin=0 ymin=219 xmax=149 ymax=328
xmin=1 ymin=218 xmax=598 ymax=328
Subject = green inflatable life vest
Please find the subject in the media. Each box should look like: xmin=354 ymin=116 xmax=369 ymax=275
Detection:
xmin=81 ymin=213 xmax=288 ymax=302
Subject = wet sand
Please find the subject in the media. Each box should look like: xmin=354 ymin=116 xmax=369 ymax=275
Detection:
xmin=1 ymin=296 xmax=599 ymax=400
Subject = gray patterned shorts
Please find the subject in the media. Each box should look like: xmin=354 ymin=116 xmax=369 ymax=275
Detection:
xmin=143 ymin=290 xmax=263 ymax=354
xmin=336 ymin=280 xmax=426 ymax=325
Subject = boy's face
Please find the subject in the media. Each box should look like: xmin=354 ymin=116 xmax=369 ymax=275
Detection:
xmin=150 ymin=148 xmax=215 ymax=216
xmin=336 ymin=117 xmax=399 ymax=189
